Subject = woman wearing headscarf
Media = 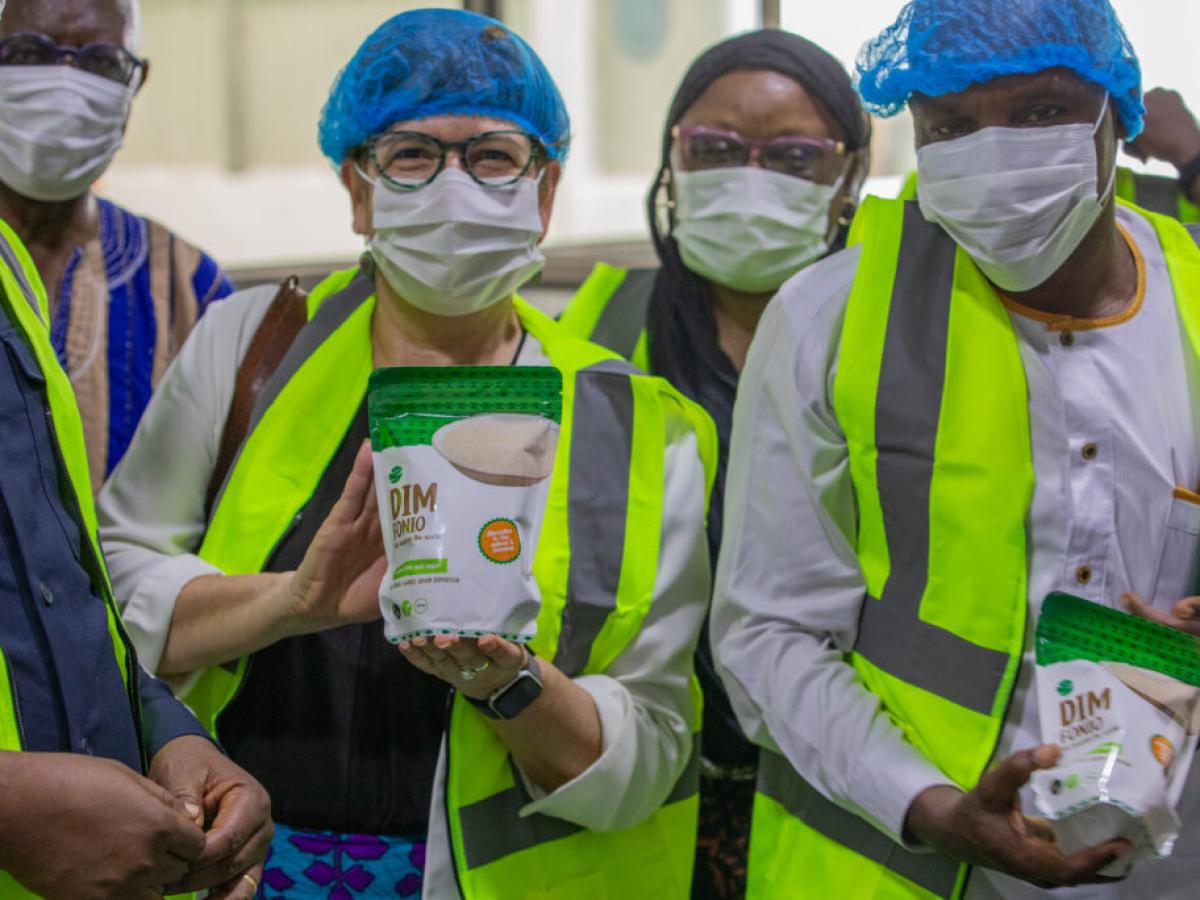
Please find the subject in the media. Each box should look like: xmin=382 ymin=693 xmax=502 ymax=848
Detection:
xmin=96 ymin=10 xmax=716 ymax=899
xmin=559 ymin=29 xmax=871 ymax=898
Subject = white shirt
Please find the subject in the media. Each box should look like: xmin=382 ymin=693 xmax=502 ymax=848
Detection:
xmin=712 ymin=205 xmax=1200 ymax=898
xmin=96 ymin=284 xmax=713 ymax=900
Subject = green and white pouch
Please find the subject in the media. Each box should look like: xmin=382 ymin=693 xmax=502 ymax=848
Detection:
xmin=1032 ymin=592 xmax=1200 ymax=875
xmin=368 ymin=366 xmax=562 ymax=645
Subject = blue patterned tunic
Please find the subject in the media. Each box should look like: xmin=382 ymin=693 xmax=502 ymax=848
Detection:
xmin=48 ymin=196 xmax=233 ymax=485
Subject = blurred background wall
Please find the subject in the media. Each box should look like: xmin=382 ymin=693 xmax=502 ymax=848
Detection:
xmin=99 ymin=0 xmax=1200 ymax=285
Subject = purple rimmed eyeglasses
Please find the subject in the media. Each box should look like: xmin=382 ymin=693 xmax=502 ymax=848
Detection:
xmin=673 ymin=125 xmax=847 ymax=184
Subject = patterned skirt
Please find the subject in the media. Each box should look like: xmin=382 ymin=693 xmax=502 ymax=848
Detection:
xmin=257 ymin=824 xmax=426 ymax=899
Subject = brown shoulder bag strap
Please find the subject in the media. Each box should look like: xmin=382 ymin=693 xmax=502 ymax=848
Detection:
xmin=204 ymin=276 xmax=309 ymax=518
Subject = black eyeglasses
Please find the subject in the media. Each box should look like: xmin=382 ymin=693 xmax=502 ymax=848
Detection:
xmin=0 ymin=32 xmax=147 ymax=86
xmin=366 ymin=129 xmax=546 ymax=190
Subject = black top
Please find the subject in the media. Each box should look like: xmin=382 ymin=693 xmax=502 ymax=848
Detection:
xmin=0 ymin=292 xmax=204 ymax=769
xmin=217 ymin=402 xmax=450 ymax=835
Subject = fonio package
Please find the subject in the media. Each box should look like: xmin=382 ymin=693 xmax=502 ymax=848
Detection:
xmin=369 ymin=366 xmax=562 ymax=645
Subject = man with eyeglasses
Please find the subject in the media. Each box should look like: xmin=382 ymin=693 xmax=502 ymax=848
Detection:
xmin=0 ymin=0 xmax=233 ymax=489
xmin=97 ymin=9 xmax=716 ymax=898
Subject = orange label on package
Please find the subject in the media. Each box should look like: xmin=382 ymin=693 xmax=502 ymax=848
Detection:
xmin=479 ymin=518 xmax=521 ymax=564
xmin=1151 ymin=735 xmax=1175 ymax=769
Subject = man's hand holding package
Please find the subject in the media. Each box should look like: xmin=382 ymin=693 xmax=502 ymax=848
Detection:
xmin=905 ymin=746 xmax=1130 ymax=888
xmin=1123 ymin=592 xmax=1200 ymax=636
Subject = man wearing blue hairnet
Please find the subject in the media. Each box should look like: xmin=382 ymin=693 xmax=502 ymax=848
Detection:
xmin=712 ymin=0 xmax=1200 ymax=897
xmin=96 ymin=8 xmax=716 ymax=898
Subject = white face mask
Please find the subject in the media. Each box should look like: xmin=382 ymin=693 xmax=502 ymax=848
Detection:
xmin=672 ymin=165 xmax=842 ymax=294
xmin=0 ymin=66 xmax=136 ymax=202
xmin=367 ymin=167 xmax=546 ymax=317
xmin=916 ymin=98 xmax=1116 ymax=293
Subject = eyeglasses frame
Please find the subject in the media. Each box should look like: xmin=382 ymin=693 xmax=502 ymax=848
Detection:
xmin=672 ymin=124 xmax=846 ymax=181
xmin=365 ymin=128 xmax=549 ymax=191
xmin=0 ymin=31 xmax=148 ymax=87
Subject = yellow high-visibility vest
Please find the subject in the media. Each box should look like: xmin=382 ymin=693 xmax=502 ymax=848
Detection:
xmin=185 ymin=268 xmax=718 ymax=898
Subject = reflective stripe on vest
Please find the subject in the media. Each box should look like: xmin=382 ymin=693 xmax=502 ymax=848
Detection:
xmin=559 ymin=263 xmax=655 ymax=371
xmin=757 ymin=751 xmax=959 ymax=897
xmin=838 ymin=199 xmax=1032 ymax=787
xmin=556 ymin=358 xmax=636 ymax=675
xmin=849 ymin=204 xmax=1014 ymax=716
xmin=588 ymin=269 xmax=655 ymax=362
xmin=186 ymin=269 xmax=717 ymax=898
xmin=456 ymin=725 xmax=702 ymax=871
xmin=748 ymin=196 xmax=1200 ymax=898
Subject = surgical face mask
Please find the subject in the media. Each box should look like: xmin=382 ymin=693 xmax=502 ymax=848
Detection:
xmin=672 ymin=165 xmax=842 ymax=294
xmin=0 ymin=66 xmax=136 ymax=202
xmin=916 ymin=98 xmax=1116 ymax=292
xmin=367 ymin=167 xmax=546 ymax=317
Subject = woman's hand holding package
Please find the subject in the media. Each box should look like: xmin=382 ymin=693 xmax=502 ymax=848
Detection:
xmin=398 ymin=634 xmax=527 ymax=700
xmin=160 ymin=443 xmax=385 ymax=676
xmin=284 ymin=441 xmax=387 ymax=631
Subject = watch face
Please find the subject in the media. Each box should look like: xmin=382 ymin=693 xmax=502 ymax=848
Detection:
xmin=492 ymin=665 xmax=543 ymax=719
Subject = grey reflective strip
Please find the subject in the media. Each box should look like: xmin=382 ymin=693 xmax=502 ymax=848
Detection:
xmin=0 ymin=232 xmax=42 ymax=323
xmin=852 ymin=204 xmax=1010 ymax=716
xmin=1187 ymin=223 xmax=1200 ymax=250
xmin=589 ymin=268 xmax=656 ymax=361
xmin=757 ymin=751 xmax=960 ymax=897
xmin=208 ymin=273 xmax=375 ymax=512
xmin=460 ymin=740 xmax=699 ymax=870
xmin=1133 ymin=172 xmax=1182 ymax=218
xmin=553 ymin=358 xmax=640 ymax=676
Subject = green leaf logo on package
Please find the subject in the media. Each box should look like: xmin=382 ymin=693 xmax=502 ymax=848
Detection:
xmin=369 ymin=367 xmax=562 ymax=646
xmin=1031 ymin=592 xmax=1200 ymax=876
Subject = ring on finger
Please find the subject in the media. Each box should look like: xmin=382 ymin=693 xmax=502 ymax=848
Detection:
xmin=243 ymin=872 xmax=259 ymax=894
xmin=458 ymin=660 xmax=490 ymax=681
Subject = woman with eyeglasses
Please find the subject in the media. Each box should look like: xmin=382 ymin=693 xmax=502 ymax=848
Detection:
xmin=559 ymin=29 xmax=872 ymax=899
xmin=0 ymin=1 xmax=235 ymax=488
xmin=97 ymin=10 xmax=716 ymax=899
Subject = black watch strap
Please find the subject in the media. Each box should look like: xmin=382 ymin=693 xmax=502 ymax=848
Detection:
xmin=1179 ymin=151 xmax=1200 ymax=203
xmin=467 ymin=654 xmax=543 ymax=720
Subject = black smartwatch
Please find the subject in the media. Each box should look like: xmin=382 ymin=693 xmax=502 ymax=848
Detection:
xmin=467 ymin=654 xmax=543 ymax=720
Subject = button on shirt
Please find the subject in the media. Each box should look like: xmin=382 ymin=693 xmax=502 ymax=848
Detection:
xmin=0 ymin=294 xmax=205 ymax=769
xmin=712 ymin=206 xmax=1200 ymax=899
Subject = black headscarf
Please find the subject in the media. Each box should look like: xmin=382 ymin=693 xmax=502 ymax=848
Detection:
xmin=644 ymin=30 xmax=870 ymax=770
xmin=646 ymin=29 xmax=871 ymax=437
xmin=647 ymin=28 xmax=868 ymax=538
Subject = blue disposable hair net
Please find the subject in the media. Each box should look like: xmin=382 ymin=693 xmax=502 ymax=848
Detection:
xmin=856 ymin=0 xmax=1145 ymax=139
xmin=318 ymin=9 xmax=570 ymax=165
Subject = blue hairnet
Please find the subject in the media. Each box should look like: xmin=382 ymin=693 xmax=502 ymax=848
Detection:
xmin=318 ymin=9 xmax=570 ymax=165
xmin=856 ymin=0 xmax=1145 ymax=139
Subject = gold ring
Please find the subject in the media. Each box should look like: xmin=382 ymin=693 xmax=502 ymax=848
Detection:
xmin=242 ymin=872 xmax=259 ymax=894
